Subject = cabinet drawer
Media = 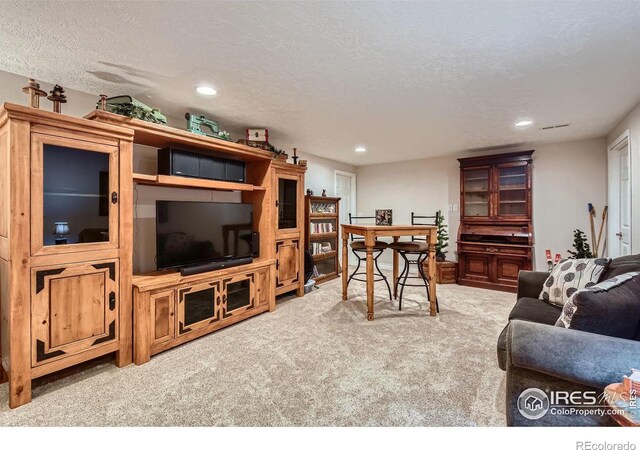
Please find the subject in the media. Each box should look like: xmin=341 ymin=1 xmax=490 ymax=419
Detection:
xmin=459 ymin=243 xmax=529 ymax=256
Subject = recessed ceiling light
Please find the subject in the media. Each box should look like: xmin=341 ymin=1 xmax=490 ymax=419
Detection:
xmin=355 ymin=146 xmax=366 ymax=153
xmin=196 ymin=85 xmax=217 ymax=96
xmin=514 ymin=119 xmax=533 ymax=128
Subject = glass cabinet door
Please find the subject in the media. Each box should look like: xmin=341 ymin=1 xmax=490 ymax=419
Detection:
xmin=277 ymin=176 xmax=298 ymax=230
xmin=31 ymin=133 xmax=119 ymax=255
xmin=462 ymin=168 xmax=490 ymax=217
xmin=496 ymin=164 xmax=528 ymax=217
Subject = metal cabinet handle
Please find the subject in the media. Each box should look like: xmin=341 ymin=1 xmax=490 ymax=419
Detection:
xmin=616 ymin=232 xmax=623 ymax=238
xmin=111 ymin=192 xmax=118 ymax=204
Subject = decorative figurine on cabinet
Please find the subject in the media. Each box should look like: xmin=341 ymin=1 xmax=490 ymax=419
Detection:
xmin=185 ymin=112 xmax=232 ymax=141
xmin=47 ymin=84 xmax=67 ymax=113
xmin=22 ymin=78 xmax=47 ymax=108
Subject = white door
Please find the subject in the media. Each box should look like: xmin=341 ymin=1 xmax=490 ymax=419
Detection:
xmin=608 ymin=133 xmax=632 ymax=257
xmin=335 ymin=171 xmax=357 ymax=265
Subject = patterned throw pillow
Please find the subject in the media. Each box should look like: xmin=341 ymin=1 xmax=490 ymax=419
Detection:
xmin=539 ymin=257 xmax=610 ymax=307
xmin=556 ymin=272 xmax=640 ymax=338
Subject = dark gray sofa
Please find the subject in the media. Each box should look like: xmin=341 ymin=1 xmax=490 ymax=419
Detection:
xmin=497 ymin=254 xmax=640 ymax=426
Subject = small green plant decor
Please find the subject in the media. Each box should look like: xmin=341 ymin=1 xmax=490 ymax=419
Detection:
xmin=568 ymin=229 xmax=593 ymax=259
xmin=435 ymin=210 xmax=449 ymax=262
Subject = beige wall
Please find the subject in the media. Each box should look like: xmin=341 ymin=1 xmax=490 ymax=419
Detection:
xmin=356 ymin=138 xmax=607 ymax=270
xmin=297 ymin=150 xmax=356 ymax=197
xmin=607 ymin=100 xmax=640 ymax=253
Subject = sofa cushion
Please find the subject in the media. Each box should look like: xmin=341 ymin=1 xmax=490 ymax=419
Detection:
xmin=556 ymin=272 xmax=640 ymax=340
xmin=601 ymin=254 xmax=640 ymax=280
xmin=497 ymin=298 xmax=562 ymax=371
xmin=539 ymin=257 xmax=610 ymax=306
xmin=509 ymin=297 xmax=563 ymax=325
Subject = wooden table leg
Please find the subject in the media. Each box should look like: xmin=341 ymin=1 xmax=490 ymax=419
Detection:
xmin=392 ymin=235 xmax=399 ymax=299
xmin=428 ymin=229 xmax=437 ymax=316
xmin=365 ymin=237 xmax=375 ymax=321
xmin=341 ymin=236 xmax=348 ymax=301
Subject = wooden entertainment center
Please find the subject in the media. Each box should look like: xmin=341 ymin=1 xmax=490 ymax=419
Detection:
xmin=0 ymin=103 xmax=306 ymax=408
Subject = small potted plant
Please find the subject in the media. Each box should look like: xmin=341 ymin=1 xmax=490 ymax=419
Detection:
xmin=435 ymin=210 xmax=449 ymax=262
xmin=423 ymin=211 xmax=456 ymax=283
xmin=568 ymin=229 xmax=593 ymax=259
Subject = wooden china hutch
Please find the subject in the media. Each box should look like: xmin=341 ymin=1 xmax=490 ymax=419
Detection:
xmin=457 ymin=151 xmax=534 ymax=292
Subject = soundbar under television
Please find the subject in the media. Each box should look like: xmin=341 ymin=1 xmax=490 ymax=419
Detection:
xmin=156 ymin=201 xmax=255 ymax=272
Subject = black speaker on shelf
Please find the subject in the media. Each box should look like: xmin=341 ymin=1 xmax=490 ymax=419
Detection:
xmin=225 ymin=160 xmax=246 ymax=183
xmin=158 ymin=146 xmax=245 ymax=183
xmin=199 ymin=156 xmax=225 ymax=180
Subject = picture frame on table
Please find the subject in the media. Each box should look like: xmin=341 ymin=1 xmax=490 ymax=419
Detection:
xmin=375 ymin=209 xmax=392 ymax=226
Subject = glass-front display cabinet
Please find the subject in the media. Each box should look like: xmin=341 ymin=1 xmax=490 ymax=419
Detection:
xmin=31 ymin=133 xmax=119 ymax=255
xmin=277 ymin=176 xmax=298 ymax=230
xmin=462 ymin=168 xmax=490 ymax=217
xmin=497 ymin=163 xmax=528 ymax=217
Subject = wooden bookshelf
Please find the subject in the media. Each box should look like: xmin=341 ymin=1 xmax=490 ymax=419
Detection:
xmin=305 ymin=195 xmax=341 ymax=284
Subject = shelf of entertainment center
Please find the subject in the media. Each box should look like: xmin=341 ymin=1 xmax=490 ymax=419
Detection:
xmin=86 ymin=110 xmax=273 ymax=162
xmin=132 ymin=173 xmax=266 ymax=192
xmin=132 ymin=258 xmax=275 ymax=293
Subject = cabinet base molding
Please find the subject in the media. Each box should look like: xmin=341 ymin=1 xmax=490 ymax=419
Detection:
xmin=457 ymin=279 xmax=517 ymax=293
xmin=30 ymin=342 xmax=120 ymax=379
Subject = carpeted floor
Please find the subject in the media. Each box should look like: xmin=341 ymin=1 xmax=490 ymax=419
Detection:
xmin=0 ymin=276 xmax=514 ymax=426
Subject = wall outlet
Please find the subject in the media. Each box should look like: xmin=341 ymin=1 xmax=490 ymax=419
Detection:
xmin=448 ymin=204 xmax=453 ymax=212
xmin=453 ymin=204 xmax=459 ymax=212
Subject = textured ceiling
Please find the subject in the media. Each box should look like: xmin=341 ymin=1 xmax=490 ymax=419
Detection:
xmin=2 ymin=1 xmax=640 ymax=165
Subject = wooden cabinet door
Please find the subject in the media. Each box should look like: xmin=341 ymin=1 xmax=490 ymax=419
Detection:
xmin=151 ymin=290 xmax=175 ymax=346
xmin=222 ymin=272 xmax=255 ymax=318
xmin=494 ymin=162 xmax=530 ymax=219
xmin=494 ymin=255 xmax=526 ymax=286
xmin=461 ymin=167 xmax=491 ymax=219
xmin=275 ymin=172 xmax=300 ymax=233
xmin=256 ymin=268 xmax=270 ymax=306
xmin=276 ymin=239 xmax=300 ymax=290
xmin=30 ymin=132 xmax=120 ymax=256
xmin=31 ymin=260 xmax=119 ymax=366
xmin=459 ymin=253 xmax=491 ymax=283
xmin=176 ymin=281 xmax=220 ymax=335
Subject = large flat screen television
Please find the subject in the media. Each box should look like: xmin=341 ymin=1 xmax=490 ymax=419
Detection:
xmin=156 ymin=201 xmax=254 ymax=270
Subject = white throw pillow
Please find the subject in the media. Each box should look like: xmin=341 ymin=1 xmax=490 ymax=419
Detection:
xmin=539 ymin=257 xmax=610 ymax=307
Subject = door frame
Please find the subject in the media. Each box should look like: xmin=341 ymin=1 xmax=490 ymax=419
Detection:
xmin=607 ymin=130 xmax=632 ymax=257
xmin=334 ymin=170 xmax=357 ymax=265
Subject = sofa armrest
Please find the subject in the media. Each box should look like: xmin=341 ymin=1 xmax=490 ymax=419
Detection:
xmin=508 ymin=320 xmax=640 ymax=388
xmin=516 ymin=270 xmax=548 ymax=300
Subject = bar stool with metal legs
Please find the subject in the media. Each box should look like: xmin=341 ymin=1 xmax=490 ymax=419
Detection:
xmin=346 ymin=213 xmax=393 ymax=300
xmin=388 ymin=212 xmax=440 ymax=311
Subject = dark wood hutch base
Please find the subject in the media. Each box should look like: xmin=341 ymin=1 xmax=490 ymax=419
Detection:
xmin=457 ymin=151 xmax=534 ymax=293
